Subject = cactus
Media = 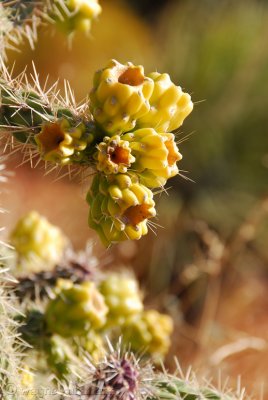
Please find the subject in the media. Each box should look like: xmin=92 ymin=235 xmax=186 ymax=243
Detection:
xmin=0 ymin=56 xmax=193 ymax=245
xmin=99 ymin=273 xmax=144 ymax=326
xmin=10 ymin=211 xmax=68 ymax=273
xmin=121 ymin=310 xmax=173 ymax=359
xmin=90 ymin=59 xmax=154 ymax=135
xmin=87 ymin=173 xmax=156 ymax=246
xmin=45 ymin=279 xmax=108 ymax=337
xmin=0 ymin=0 xmax=102 ymax=58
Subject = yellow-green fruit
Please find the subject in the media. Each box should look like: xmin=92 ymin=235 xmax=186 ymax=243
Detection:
xmin=45 ymin=280 xmax=108 ymax=337
xmin=90 ymin=59 xmax=154 ymax=135
xmin=10 ymin=211 xmax=67 ymax=272
xmin=95 ymin=135 xmax=135 ymax=174
xmin=35 ymin=119 xmax=93 ymax=165
xmin=122 ymin=128 xmax=182 ymax=188
xmin=99 ymin=274 xmax=143 ymax=326
xmin=122 ymin=310 xmax=173 ymax=359
xmin=87 ymin=173 xmax=156 ymax=246
xmin=53 ymin=0 xmax=102 ymax=34
xmin=137 ymin=72 xmax=193 ymax=132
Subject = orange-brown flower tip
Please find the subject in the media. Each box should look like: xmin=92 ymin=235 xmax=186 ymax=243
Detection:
xmin=35 ymin=121 xmax=67 ymax=154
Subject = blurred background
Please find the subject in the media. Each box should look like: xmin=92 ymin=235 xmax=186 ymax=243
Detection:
xmin=1 ymin=0 xmax=268 ymax=396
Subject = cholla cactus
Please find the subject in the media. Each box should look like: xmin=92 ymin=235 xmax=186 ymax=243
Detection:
xmin=0 ymin=269 xmax=31 ymax=400
xmin=90 ymin=59 xmax=154 ymax=135
xmin=45 ymin=279 xmax=108 ymax=337
xmin=0 ymin=0 xmax=102 ymax=58
xmin=137 ymin=71 xmax=193 ymax=133
xmin=10 ymin=211 xmax=68 ymax=273
xmin=99 ymin=273 xmax=143 ymax=326
xmin=35 ymin=118 xmax=94 ymax=165
xmin=87 ymin=173 xmax=156 ymax=246
xmin=52 ymin=0 xmax=102 ymax=34
xmin=122 ymin=128 xmax=182 ymax=188
xmin=0 ymin=57 xmax=193 ymax=246
xmin=95 ymin=134 xmax=136 ymax=174
xmin=63 ymin=341 xmax=153 ymax=400
xmin=121 ymin=310 xmax=174 ymax=359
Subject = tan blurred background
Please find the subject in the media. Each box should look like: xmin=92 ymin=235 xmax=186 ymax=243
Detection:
xmin=1 ymin=0 xmax=268 ymax=397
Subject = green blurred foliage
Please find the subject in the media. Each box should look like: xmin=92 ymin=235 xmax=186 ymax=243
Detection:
xmin=157 ymin=0 xmax=268 ymax=233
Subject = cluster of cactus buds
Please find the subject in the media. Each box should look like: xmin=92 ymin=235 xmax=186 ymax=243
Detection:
xmin=10 ymin=211 xmax=68 ymax=273
xmin=8 ymin=211 xmax=174 ymax=370
xmin=88 ymin=59 xmax=193 ymax=245
xmin=0 ymin=57 xmax=193 ymax=246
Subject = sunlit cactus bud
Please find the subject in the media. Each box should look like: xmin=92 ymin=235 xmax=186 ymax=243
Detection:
xmin=53 ymin=0 xmax=102 ymax=34
xmin=122 ymin=310 xmax=174 ymax=359
xmin=122 ymin=128 xmax=182 ymax=188
xmin=95 ymin=135 xmax=135 ymax=174
xmin=90 ymin=59 xmax=154 ymax=135
xmin=35 ymin=119 xmax=93 ymax=165
xmin=87 ymin=173 xmax=156 ymax=246
xmin=10 ymin=211 xmax=67 ymax=273
xmin=137 ymin=72 xmax=193 ymax=132
xmin=45 ymin=280 xmax=108 ymax=337
xmin=99 ymin=274 xmax=143 ymax=326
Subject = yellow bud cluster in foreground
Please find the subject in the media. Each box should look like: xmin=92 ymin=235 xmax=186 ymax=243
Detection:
xmin=87 ymin=173 xmax=156 ymax=246
xmin=88 ymin=60 xmax=193 ymax=245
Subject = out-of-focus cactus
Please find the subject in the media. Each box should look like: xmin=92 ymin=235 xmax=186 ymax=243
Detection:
xmin=87 ymin=173 xmax=156 ymax=246
xmin=99 ymin=273 xmax=143 ymax=326
xmin=44 ymin=334 xmax=77 ymax=379
xmin=90 ymin=59 xmax=154 ymax=135
xmin=45 ymin=280 xmax=108 ymax=337
xmin=52 ymin=0 xmax=102 ymax=34
xmin=121 ymin=310 xmax=173 ymax=359
xmin=10 ymin=211 xmax=67 ymax=273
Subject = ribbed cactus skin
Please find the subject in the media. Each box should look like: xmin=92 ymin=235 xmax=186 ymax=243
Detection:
xmin=122 ymin=128 xmax=182 ymax=188
xmin=90 ymin=59 xmax=154 ymax=135
xmin=87 ymin=173 xmax=156 ymax=246
xmin=10 ymin=211 xmax=67 ymax=272
xmin=137 ymin=72 xmax=193 ymax=133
